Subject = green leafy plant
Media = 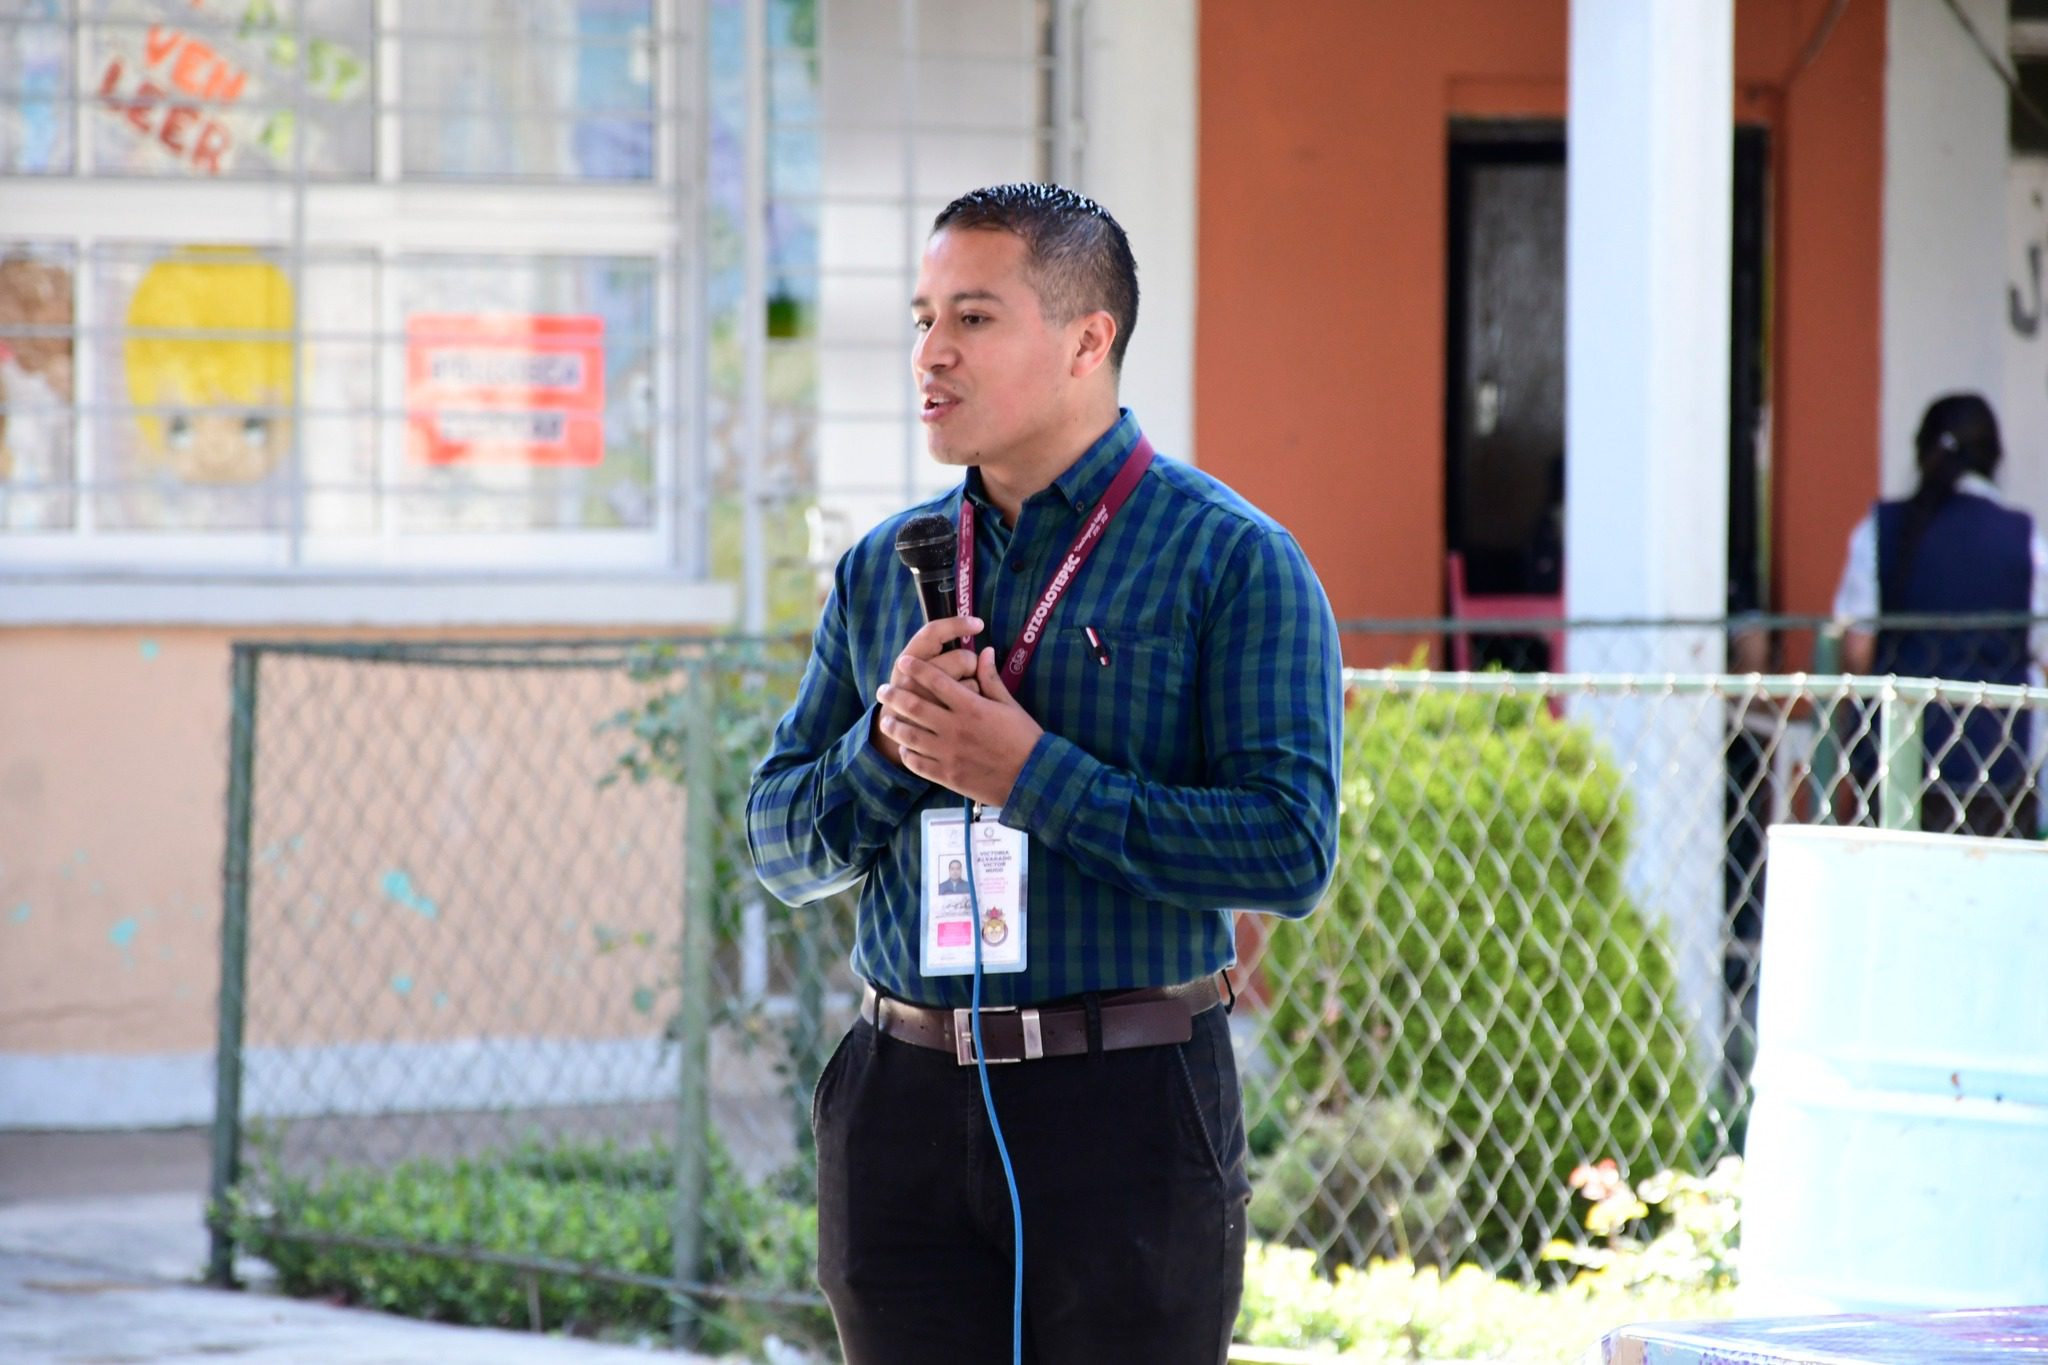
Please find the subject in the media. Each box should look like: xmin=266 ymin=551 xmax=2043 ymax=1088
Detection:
xmin=1234 ymin=1239 xmax=1733 ymax=1363
xmin=1542 ymin=1155 xmax=1741 ymax=1292
xmin=1257 ymin=683 xmax=1700 ymax=1268
xmin=1249 ymin=1097 xmax=1466 ymax=1268
xmin=1236 ymin=1151 xmax=1740 ymax=1360
xmin=598 ymin=644 xmax=849 ymax=1149
xmin=235 ymin=1134 xmax=833 ymax=1357
xmin=599 ymin=643 xmax=802 ymax=947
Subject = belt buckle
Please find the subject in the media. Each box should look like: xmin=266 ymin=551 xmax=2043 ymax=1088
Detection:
xmin=953 ymin=1006 xmax=1043 ymax=1065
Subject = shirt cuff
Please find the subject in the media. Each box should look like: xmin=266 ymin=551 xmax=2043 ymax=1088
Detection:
xmin=1002 ymin=731 xmax=1103 ymax=846
xmin=834 ymin=704 xmax=931 ymax=822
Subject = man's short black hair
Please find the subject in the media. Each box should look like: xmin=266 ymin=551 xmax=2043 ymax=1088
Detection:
xmin=931 ymin=183 xmax=1138 ymax=370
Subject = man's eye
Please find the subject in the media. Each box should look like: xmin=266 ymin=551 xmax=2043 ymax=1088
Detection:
xmin=912 ymin=317 xmax=932 ymax=333
xmin=961 ymin=314 xmax=986 ymax=326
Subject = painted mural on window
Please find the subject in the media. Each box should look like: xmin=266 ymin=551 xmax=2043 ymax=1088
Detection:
xmin=89 ymin=0 xmax=372 ymax=178
xmin=124 ymin=249 xmax=294 ymax=483
xmin=94 ymin=247 xmax=299 ymax=532
xmin=0 ymin=0 xmax=72 ymax=174
xmin=389 ymin=256 xmax=655 ymax=533
xmin=405 ymin=314 xmax=606 ymax=468
xmin=0 ymin=250 xmax=74 ymax=529
xmin=400 ymin=0 xmax=655 ymax=181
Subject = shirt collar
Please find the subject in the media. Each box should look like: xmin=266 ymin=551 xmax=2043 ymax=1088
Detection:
xmin=1958 ymin=471 xmax=2007 ymax=504
xmin=962 ymin=408 xmax=1144 ymax=519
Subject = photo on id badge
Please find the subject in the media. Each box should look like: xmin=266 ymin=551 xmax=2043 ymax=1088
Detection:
xmin=919 ymin=806 xmax=1027 ymax=977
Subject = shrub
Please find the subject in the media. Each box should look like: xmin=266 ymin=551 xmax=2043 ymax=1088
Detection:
xmin=236 ymin=1134 xmax=833 ymax=1357
xmin=1234 ymin=1240 xmax=1732 ymax=1363
xmin=1256 ymin=685 xmax=1700 ymax=1269
xmin=1236 ymin=1155 xmax=1740 ymax=1361
xmin=1248 ymin=1097 xmax=1466 ymax=1267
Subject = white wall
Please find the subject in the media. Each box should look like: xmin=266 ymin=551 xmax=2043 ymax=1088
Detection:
xmin=1079 ymin=0 xmax=1198 ymax=466
xmin=2002 ymin=160 xmax=2048 ymax=524
xmin=1884 ymin=0 xmax=2008 ymax=497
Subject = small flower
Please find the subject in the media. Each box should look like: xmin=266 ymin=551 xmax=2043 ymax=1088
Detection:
xmin=1568 ymin=1157 xmax=1624 ymax=1203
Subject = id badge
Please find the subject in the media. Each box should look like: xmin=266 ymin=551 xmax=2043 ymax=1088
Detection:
xmin=919 ymin=805 xmax=1028 ymax=977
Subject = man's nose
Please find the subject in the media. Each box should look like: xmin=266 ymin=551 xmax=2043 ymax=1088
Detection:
xmin=915 ymin=322 xmax=956 ymax=373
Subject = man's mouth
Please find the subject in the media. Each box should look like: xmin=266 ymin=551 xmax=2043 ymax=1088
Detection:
xmin=921 ymin=393 xmax=960 ymax=423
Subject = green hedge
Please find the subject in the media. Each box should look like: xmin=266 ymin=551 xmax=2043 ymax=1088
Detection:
xmin=1257 ymin=686 xmax=1700 ymax=1268
xmin=237 ymin=1135 xmax=831 ymax=1356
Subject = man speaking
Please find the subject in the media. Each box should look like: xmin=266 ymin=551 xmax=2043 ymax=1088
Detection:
xmin=747 ymin=183 xmax=1341 ymax=1363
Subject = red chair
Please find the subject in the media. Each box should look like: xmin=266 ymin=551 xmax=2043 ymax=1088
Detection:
xmin=1445 ymin=551 xmax=1565 ymax=674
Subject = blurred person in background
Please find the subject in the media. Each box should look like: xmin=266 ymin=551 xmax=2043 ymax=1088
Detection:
xmin=1831 ymin=392 xmax=2048 ymax=837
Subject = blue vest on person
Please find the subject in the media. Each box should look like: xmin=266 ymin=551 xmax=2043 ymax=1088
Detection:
xmin=1874 ymin=492 xmax=2035 ymax=788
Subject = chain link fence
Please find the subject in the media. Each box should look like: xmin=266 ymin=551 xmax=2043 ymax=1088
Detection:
xmin=209 ymin=637 xmax=846 ymax=1354
xmin=1241 ymin=662 xmax=2046 ymax=1283
xmin=1343 ymin=610 xmax=2048 ymax=681
xmin=207 ymin=625 xmax=2048 ymax=1353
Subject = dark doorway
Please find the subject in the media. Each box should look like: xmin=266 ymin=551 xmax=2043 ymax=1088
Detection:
xmin=1442 ymin=122 xmax=1771 ymax=656
xmin=1727 ymin=125 xmax=1770 ymax=620
xmin=1445 ymin=127 xmax=1566 ymax=611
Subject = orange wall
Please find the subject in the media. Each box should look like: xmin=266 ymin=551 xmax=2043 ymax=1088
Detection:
xmin=1197 ymin=0 xmax=1884 ymax=658
xmin=1745 ymin=0 xmax=1888 ymax=633
xmin=0 ymin=625 xmax=694 ymax=1060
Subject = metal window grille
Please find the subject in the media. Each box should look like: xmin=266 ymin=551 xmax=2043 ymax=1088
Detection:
xmin=762 ymin=0 xmax=1079 ymax=625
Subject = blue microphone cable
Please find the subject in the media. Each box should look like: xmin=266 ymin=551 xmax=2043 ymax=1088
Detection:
xmin=964 ymin=793 xmax=1025 ymax=1365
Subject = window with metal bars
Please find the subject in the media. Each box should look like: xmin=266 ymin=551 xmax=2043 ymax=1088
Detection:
xmin=712 ymin=0 xmax=1074 ymax=629
xmin=0 ymin=0 xmax=1073 ymax=624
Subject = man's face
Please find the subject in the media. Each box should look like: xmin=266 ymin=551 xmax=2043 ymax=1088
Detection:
xmin=911 ymin=227 xmax=1070 ymax=471
xmin=948 ymin=861 xmax=962 ymax=877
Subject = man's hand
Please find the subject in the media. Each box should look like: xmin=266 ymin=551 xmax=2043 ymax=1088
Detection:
xmin=870 ymin=615 xmax=984 ymax=769
xmin=877 ymin=646 xmax=1043 ymax=807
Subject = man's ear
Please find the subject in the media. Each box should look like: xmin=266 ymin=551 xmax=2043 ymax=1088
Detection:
xmin=1069 ymin=310 xmax=1117 ymax=379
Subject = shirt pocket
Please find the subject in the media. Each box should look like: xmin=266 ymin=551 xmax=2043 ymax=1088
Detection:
xmin=1035 ymin=623 xmax=1198 ymax=776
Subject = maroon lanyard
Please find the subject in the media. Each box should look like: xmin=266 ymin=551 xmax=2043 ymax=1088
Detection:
xmin=956 ymin=437 xmax=1155 ymax=693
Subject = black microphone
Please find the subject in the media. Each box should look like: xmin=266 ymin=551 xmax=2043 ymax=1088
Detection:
xmin=894 ymin=513 xmax=961 ymax=652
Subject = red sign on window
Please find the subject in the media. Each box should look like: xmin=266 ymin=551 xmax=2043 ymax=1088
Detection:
xmin=405 ymin=314 xmax=605 ymax=467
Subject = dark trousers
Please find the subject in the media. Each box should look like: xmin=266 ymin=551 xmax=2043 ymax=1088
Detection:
xmin=810 ymin=999 xmax=1251 ymax=1364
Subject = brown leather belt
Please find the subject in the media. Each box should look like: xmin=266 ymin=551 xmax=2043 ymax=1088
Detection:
xmin=859 ymin=978 xmax=1222 ymax=1065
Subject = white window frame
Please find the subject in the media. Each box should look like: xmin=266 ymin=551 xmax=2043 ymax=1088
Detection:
xmin=0 ymin=0 xmax=732 ymax=626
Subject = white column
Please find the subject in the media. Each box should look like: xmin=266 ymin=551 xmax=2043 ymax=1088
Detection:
xmin=1079 ymin=0 xmax=1198 ymax=465
xmin=1566 ymin=0 xmax=1733 ymax=1073
xmin=1887 ymin=0 xmax=2007 ymax=497
xmin=1565 ymin=0 xmax=1731 ymax=650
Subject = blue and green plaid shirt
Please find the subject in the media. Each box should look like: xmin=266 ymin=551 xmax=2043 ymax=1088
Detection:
xmin=746 ymin=410 xmax=1341 ymax=1007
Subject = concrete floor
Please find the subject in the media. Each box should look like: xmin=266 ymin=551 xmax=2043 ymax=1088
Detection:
xmin=0 ymin=1126 xmax=731 ymax=1364
xmin=0 ymin=1126 xmax=211 ymax=1205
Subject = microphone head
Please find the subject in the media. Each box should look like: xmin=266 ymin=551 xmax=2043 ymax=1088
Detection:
xmin=894 ymin=513 xmax=957 ymax=575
